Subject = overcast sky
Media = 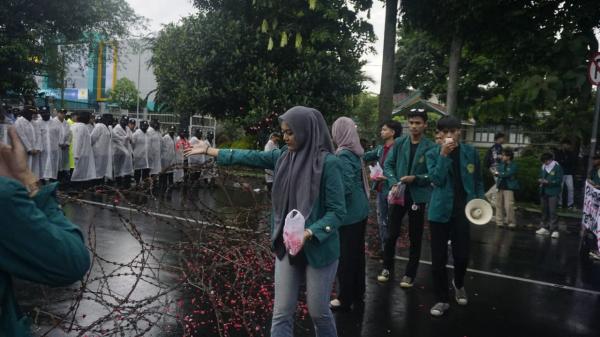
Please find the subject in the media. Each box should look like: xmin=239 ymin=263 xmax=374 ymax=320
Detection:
xmin=126 ymin=0 xmax=386 ymax=94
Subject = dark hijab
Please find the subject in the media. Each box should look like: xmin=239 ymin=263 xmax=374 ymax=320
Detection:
xmin=271 ymin=106 xmax=334 ymax=240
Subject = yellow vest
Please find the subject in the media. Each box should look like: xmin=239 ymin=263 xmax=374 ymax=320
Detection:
xmin=67 ymin=118 xmax=75 ymax=169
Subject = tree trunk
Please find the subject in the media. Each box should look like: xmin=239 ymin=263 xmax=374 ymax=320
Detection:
xmin=446 ymin=34 xmax=463 ymax=117
xmin=378 ymin=0 xmax=399 ymax=124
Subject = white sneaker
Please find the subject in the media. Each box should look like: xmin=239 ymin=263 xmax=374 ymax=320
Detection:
xmin=453 ymin=280 xmax=468 ymax=305
xmin=430 ymin=302 xmax=450 ymax=317
xmin=536 ymin=228 xmax=550 ymax=235
xmin=508 ymin=223 xmax=517 ymax=228
xmin=551 ymin=231 xmax=560 ymax=239
xmin=377 ymin=269 xmax=390 ymax=282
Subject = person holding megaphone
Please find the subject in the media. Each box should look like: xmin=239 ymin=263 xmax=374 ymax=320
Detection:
xmin=426 ymin=116 xmax=485 ymax=317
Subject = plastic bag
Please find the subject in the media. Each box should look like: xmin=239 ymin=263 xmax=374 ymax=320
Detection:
xmin=283 ymin=209 xmax=305 ymax=256
xmin=369 ymin=162 xmax=384 ymax=180
xmin=388 ymin=183 xmax=406 ymax=206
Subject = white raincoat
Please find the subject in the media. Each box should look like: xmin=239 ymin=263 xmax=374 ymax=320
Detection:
xmin=53 ymin=117 xmax=71 ymax=172
xmin=132 ymin=129 xmax=149 ymax=170
xmin=146 ymin=127 xmax=162 ymax=175
xmin=14 ymin=116 xmax=38 ymax=176
xmin=161 ymin=134 xmax=176 ymax=173
xmin=91 ymin=123 xmax=113 ymax=180
xmin=111 ymin=124 xmax=134 ymax=177
xmin=70 ymin=122 xmax=96 ymax=181
xmin=38 ymin=119 xmax=61 ymax=180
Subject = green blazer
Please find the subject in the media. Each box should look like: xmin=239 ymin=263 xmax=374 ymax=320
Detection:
xmin=217 ymin=148 xmax=346 ymax=268
xmin=0 ymin=179 xmax=90 ymax=337
xmin=383 ymin=135 xmax=434 ymax=204
xmin=539 ymin=163 xmax=563 ymax=197
xmin=589 ymin=168 xmax=600 ymax=186
xmin=337 ymin=149 xmax=369 ymax=225
xmin=364 ymin=144 xmax=392 ymax=195
xmin=427 ymin=143 xmax=485 ymax=223
xmin=496 ymin=161 xmax=520 ymax=191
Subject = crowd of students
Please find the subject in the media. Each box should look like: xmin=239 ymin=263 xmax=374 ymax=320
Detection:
xmin=4 ymin=102 xmax=599 ymax=337
xmin=1 ymin=104 xmax=214 ymax=192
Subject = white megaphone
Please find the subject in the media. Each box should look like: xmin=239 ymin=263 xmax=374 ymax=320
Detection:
xmin=465 ymin=198 xmax=493 ymax=225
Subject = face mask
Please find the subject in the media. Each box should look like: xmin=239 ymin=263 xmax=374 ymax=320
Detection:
xmin=22 ymin=111 xmax=33 ymax=121
xmin=169 ymin=132 xmax=175 ymax=138
xmin=42 ymin=114 xmax=50 ymax=121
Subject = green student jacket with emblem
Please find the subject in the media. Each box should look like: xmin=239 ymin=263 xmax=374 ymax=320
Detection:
xmin=337 ymin=149 xmax=369 ymax=225
xmin=426 ymin=143 xmax=485 ymax=223
xmin=364 ymin=144 xmax=392 ymax=196
xmin=0 ymin=179 xmax=90 ymax=337
xmin=539 ymin=163 xmax=563 ymax=197
xmin=217 ymin=148 xmax=346 ymax=268
xmin=383 ymin=135 xmax=434 ymax=204
xmin=495 ymin=161 xmax=520 ymax=191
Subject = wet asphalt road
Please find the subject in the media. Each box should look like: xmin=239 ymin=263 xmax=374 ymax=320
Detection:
xmin=13 ymin=184 xmax=600 ymax=337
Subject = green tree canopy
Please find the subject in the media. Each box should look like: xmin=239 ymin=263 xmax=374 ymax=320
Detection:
xmin=151 ymin=0 xmax=374 ymax=131
xmin=109 ymin=78 xmax=140 ymax=112
xmin=395 ymin=0 xmax=600 ymax=142
xmin=0 ymin=0 xmax=142 ymax=96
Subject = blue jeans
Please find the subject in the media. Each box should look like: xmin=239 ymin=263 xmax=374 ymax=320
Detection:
xmin=271 ymin=255 xmax=339 ymax=337
xmin=376 ymin=191 xmax=389 ymax=251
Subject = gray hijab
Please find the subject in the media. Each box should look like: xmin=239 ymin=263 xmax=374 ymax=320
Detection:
xmin=332 ymin=117 xmax=364 ymax=156
xmin=272 ymin=106 xmax=334 ymax=241
xmin=332 ymin=117 xmax=370 ymax=199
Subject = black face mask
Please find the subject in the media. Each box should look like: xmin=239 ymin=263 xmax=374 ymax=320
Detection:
xmin=141 ymin=125 xmax=149 ymax=133
xmin=22 ymin=112 xmax=33 ymax=121
xmin=169 ymin=132 xmax=175 ymax=138
xmin=41 ymin=114 xmax=50 ymax=121
xmin=120 ymin=120 xmax=127 ymax=128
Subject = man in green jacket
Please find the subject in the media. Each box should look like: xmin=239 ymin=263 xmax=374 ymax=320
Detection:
xmin=0 ymin=127 xmax=90 ymax=337
xmin=426 ymin=116 xmax=484 ymax=317
xmin=363 ymin=120 xmax=403 ymax=256
xmin=536 ymin=152 xmax=564 ymax=238
xmin=378 ymin=109 xmax=433 ymax=288
xmin=494 ymin=148 xmax=520 ymax=228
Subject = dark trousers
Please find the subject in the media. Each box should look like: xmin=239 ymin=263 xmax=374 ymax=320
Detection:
xmin=115 ymin=175 xmax=132 ymax=189
xmin=159 ymin=173 xmax=174 ymax=192
xmin=134 ymin=169 xmax=150 ymax=184
xmin=383 ymin=194 xmax=425 ymax=279
xmin=337 ymin=218 xmax=367 ymax=307
xmin=430 ymin=213 xmax=470 ymax=303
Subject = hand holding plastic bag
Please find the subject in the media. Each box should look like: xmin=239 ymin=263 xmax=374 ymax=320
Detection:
xmin=369 ymin=162 xmax=384 ymax=180
xmin=283 ymin=209 xmax=305 ymax=256
xmin=388 ymin=183 xmax=406 ymax=206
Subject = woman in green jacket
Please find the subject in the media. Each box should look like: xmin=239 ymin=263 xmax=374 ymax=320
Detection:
xmin=185 ymin=106 xmax=346 ymax=337
xmin=0 ymin=127 xmax=90 ymax=337
xmin=328 ymin=117 xmax=369 ymax=311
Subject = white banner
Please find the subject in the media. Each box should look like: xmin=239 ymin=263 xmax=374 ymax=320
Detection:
xmin=582 ymin=181 xmax=600 ymax=248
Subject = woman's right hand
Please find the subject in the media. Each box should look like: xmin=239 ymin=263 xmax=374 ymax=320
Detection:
xmin=184 ymin=142 xmax=209 ymax=157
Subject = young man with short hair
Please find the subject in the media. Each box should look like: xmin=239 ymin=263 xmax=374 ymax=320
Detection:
xmin=364 ymin=120 xmax=403 ymax=256
xmin=553 ymin=140 xmax=577 ymax=209
xmin=536 ymin=152 xmax=563 ymax=238
xmin=378 ymin=110 xmax=433 ymax=287
xmin=494 ymin=148 xmax=519 ymax=228
xmin=426 ymin=116 xmax=484 ymax=317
